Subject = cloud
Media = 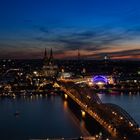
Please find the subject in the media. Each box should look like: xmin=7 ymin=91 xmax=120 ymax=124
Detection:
xmin=1 ymin=24 xmax=140 ymax=59
xmin=29 ymin=25 xmax=140 ymax=59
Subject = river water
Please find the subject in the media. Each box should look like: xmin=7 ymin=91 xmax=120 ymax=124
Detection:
xmin=0 ymin=92 xmax=140 ymax=140
xmin=0 ymin=95 xmax=86 ymax=140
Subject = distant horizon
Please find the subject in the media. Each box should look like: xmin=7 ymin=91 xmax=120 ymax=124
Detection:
xmin=0 ymin=55 xmax=140 ymax=61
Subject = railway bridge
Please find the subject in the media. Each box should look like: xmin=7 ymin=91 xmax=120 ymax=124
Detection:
xmin=57 ymin=80 xmax=140 ymax=140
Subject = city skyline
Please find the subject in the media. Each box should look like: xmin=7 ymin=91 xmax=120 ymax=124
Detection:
xmin=0 ymin=0 xmax=140 ymax=59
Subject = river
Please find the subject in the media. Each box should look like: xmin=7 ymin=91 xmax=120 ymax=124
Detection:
xmin=0 ymin=92 xmax=140 ymax=140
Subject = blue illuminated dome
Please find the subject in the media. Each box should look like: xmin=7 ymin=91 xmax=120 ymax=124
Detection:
xmin=92 ymin=75 xmax=108 ymax=84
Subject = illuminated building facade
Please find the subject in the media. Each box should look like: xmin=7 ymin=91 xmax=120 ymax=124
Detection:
xmin=92 ymin=75 xmax=108 ymax=85
xmin=92 ymin=75 xmax=115 ymax=85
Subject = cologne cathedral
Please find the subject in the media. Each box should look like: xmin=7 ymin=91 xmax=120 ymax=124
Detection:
xmin=42 ymin=48 xmax=58 ymax=77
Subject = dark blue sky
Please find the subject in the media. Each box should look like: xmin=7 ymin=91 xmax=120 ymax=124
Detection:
xmin=0 ymin=0 xmax=140 ymax=59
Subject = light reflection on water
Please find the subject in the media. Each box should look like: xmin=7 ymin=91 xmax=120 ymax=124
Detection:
xmin=0 ymin=96 xmax=85 ymax=140
xmin=0 ymin=92 xmax=138 ymax=139
xmin=98 ymin=92 xmax=140 ymax=125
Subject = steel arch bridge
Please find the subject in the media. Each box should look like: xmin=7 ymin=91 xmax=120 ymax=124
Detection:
xmin=57 ymin=80 xmax=140 ymax=139
xmin=105 ymin=103 xmax=139 ymax=128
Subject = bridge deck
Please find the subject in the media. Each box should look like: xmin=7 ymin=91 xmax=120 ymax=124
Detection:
xmin=57 ymin=80 xmax=140 ymax=139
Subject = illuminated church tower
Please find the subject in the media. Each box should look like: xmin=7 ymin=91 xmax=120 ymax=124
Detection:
xmin=42 ymin=48 xmax=58 ymax=77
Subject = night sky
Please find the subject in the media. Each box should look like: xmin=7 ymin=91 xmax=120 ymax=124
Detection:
xmin=0 ymin=0 xmax=140 ymax=59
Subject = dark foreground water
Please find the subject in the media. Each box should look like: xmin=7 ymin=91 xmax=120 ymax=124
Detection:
xmin=0 ymin=93 xmax=140 ymax=140
xmin=0 ymin=95 xmax=87 ymax=140
xmin=98 ymin=92 xmax=140 ymax=125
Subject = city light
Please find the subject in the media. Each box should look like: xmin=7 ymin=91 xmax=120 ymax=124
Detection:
xmin=64 ymin=94 xmax=68 ymax=99
xmin=81 ymin=110 xmax=86 ymax=117
xmin=0 ymin=48 xmax=139 ymax=140
xmin=1 ymin=0 xmax=140 ymax=139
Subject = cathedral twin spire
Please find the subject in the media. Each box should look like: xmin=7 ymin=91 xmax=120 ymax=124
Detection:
xmin=44 ymin=48 xmax=47 ymax=58
xmin=44 ymin=48 xmax=54 ymax=65
xmin=44 ymin=48 xmax=53 ymax=60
